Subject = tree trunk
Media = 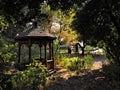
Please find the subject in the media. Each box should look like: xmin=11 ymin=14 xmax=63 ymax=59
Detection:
xmin=78 ymin=41 xmax=86 ymax=56
xmin=81 ymin=47 xmax=85 ymax=56
xmin=75 ymin=43 xmax=79 ymax=53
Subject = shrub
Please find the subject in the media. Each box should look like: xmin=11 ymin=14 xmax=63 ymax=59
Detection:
xmin=54 ymin=54 xmax=93 ymax=72
xmin=83 ymin=55 xmax=94 ymax=68
xmin=54 ymin=55 xmax=62 ymax=66
xmin=67 ymin=57 xmax=84 ymax=71
xmin=0 ymin=73 xmax=12 ymax=90
xmin=0 ymin=39 xmax=16 ymax=90
xmin=67 ymin=55 xmax=93 ymax=71
xmin=11 ymin=60 xmax=47 ymax=90
xmin=54 ymin=55 xmax=69 ymax=67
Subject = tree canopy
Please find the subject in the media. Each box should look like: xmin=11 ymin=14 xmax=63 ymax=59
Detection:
xmin=0 ymin=0 xmax=45 ymax=25
xmin=48 ymin=0 xmax=120 ymax=64
xmin=0 ymin=0 xmax=120 ymax=89
xmin=72 ymin=0 xmax=120 ymax=64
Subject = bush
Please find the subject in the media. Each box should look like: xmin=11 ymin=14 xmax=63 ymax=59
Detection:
xmin=83 ymin=55 xmax=94 ymax=68
xmin=55 ymin=55 xmax=93 ymax=72
xmin=54 ymin=55 xmax=69 ymax=67
xmin=0 ymin=73 xmax=12 ymax=90
xmin=54 ymin=55 xmax=62 ymax=66
xmin=11 ymin=60 xmax=47 ymax=90
xmin=0 ymin=38 xmax=16 ymax=90
xmin=67 ymin=55 xmax=93 ymax=71
xmin=67 ymin=57 xmax=84 ymax=71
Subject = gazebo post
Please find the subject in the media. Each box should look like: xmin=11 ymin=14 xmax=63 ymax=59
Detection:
xmin=39 ymin=44 xmax=42 ymax=60
xmin=49 ymin=42 xmax=52 ymax=59
xmin=18 ymin=41 xmax=21 ymax=63
xmin=28 ymin=39 xmax=32 ymax=62
xmin=44 ymin=42 xmax=47 ymax=65
xmin=51 ymin=41 xmax=54 ymax=69
xmin=51 ymin=41 xmax=54 ymax=59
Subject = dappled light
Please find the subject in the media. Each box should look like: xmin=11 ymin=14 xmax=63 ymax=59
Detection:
xmin=43 ymin=53 xmax=113 ymax=90
xmin=44 ymin=68 xmax=112 ymax=90
xmin=1 ymin=0 xmax=120 ymax=90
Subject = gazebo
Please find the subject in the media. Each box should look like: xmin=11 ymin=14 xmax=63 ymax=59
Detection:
xmin=15 ymin=24 xmax=56 ymax=70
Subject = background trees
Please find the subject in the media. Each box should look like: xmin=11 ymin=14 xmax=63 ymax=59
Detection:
xmin=0 ymin=0 xmax=45 ymax=25
xmin=72 ymin=0 xmax=120 ymax=65
xmin=51 ymin=10 xmax=79 ymax=45
xmin=1 ymin=0 xmax=120 ymax=65
xmin=0 ymin=1 xmax=50 ymax=89
xmin=0 ymin=0 xmax=120 ymax=70
xmin=0 ymin=0 xmax=120 ymax=89
xmin=48 ymin=0 xmax=120 ymax=65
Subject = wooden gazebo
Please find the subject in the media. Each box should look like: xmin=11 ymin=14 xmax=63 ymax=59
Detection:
xmin=15 ymin=25 xmax=56 ymax=70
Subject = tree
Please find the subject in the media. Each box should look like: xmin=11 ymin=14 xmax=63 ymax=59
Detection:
xmin=49 ymin=10 xmax=79 ymax=55
xmin=0 ymin=1 xmax=51 ymax=89
xmin=56 ymin=10 xmax=79 ymax=45
xmin=0 ymin=1 xmax=55 ymax=40
xmin=0 ymin=0 xmax=45 ymax=25
xmin=72 ymin=0 xmax=120 ymax=65
xmin=48 ymin=0 xmax=91 ymax=55
xmin=48 ymin=0 xmax=83 ymax=11
xmin=48 ymin=0 xmax=120 ymax=65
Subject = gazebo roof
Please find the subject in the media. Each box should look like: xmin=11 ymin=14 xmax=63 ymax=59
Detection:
xmin=15 ymin=27 xmax=56 ymax=40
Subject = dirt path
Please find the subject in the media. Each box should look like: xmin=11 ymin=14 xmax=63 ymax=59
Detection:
xmin=43 ymin=55 xmax=111 ymax=90
xmin=91 ymin=54 xmax=107 ymax=70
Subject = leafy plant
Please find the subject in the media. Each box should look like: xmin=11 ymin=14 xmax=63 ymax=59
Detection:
xmin=0 ymin=36 xmax=16 ymax=90
xmin=83 ymin=55 xmax=93 ymax=68
xmin=11 ymin=60 xmax=47 ymax=90
xmin=55 ymin=55 xmax=93 ymax=71
xmin=0 ymin=73 xmax=12 ymax=90
xmin=67 ymin=57 xmax=84 ymax=71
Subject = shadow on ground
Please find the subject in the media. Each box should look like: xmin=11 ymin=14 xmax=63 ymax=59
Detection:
xmin=43 ymin=54 xmax=119 ymax=90
xmin=44 ymin=68 xmax=116 ymax=90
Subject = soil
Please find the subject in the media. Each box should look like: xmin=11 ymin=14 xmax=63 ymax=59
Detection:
xmin=43 ymin=54 xmax=114 ymax=90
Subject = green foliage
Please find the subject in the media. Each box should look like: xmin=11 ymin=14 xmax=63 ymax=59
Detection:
xmin=0 ymin=37 xmax=17 ymax=71
xmin=85 ymin=45 xmax=93 ymax=51
xmin=55 ymin=55 xmax=93 ymax=71
xmin=11 ymin=60 xmax=47 ymax=90
xmin=0 ymin=44 xmax=12 ymax=61
xmin=67 ymin=57 xmax=84 ymax=71
xmin=83 ymin=55 xmax=93 ymax=68
xmin=0 ymin=26 xmax=17 ymax=90
xmin=0 ymin=73 xmax=12 ymax=90
xmin=54 ymin=40 xmax=60 ymax=55
xmin=54 ymin=55 xmax=61 ymax=66
xmin=54 ymin=55 xmax=68 ymax=67
xmin=0 ymin=16 xmax=9 ymax=31
xmin=72 ymin=0 xmax=120 ymax=66
xmin=105 ymin=32 xmax=120 ymax=65
xmin=97 ymin=40 xmax=105 ymax=48
xmin=51 ymin=10 xmax=79 ymax=45
xmin=68 ymin=55 xmax=93 ymax=71
xmin=0 ymin=36 xmax=47 ymax=90
xmin=0 ymin=0 xmax=44 ymax=25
